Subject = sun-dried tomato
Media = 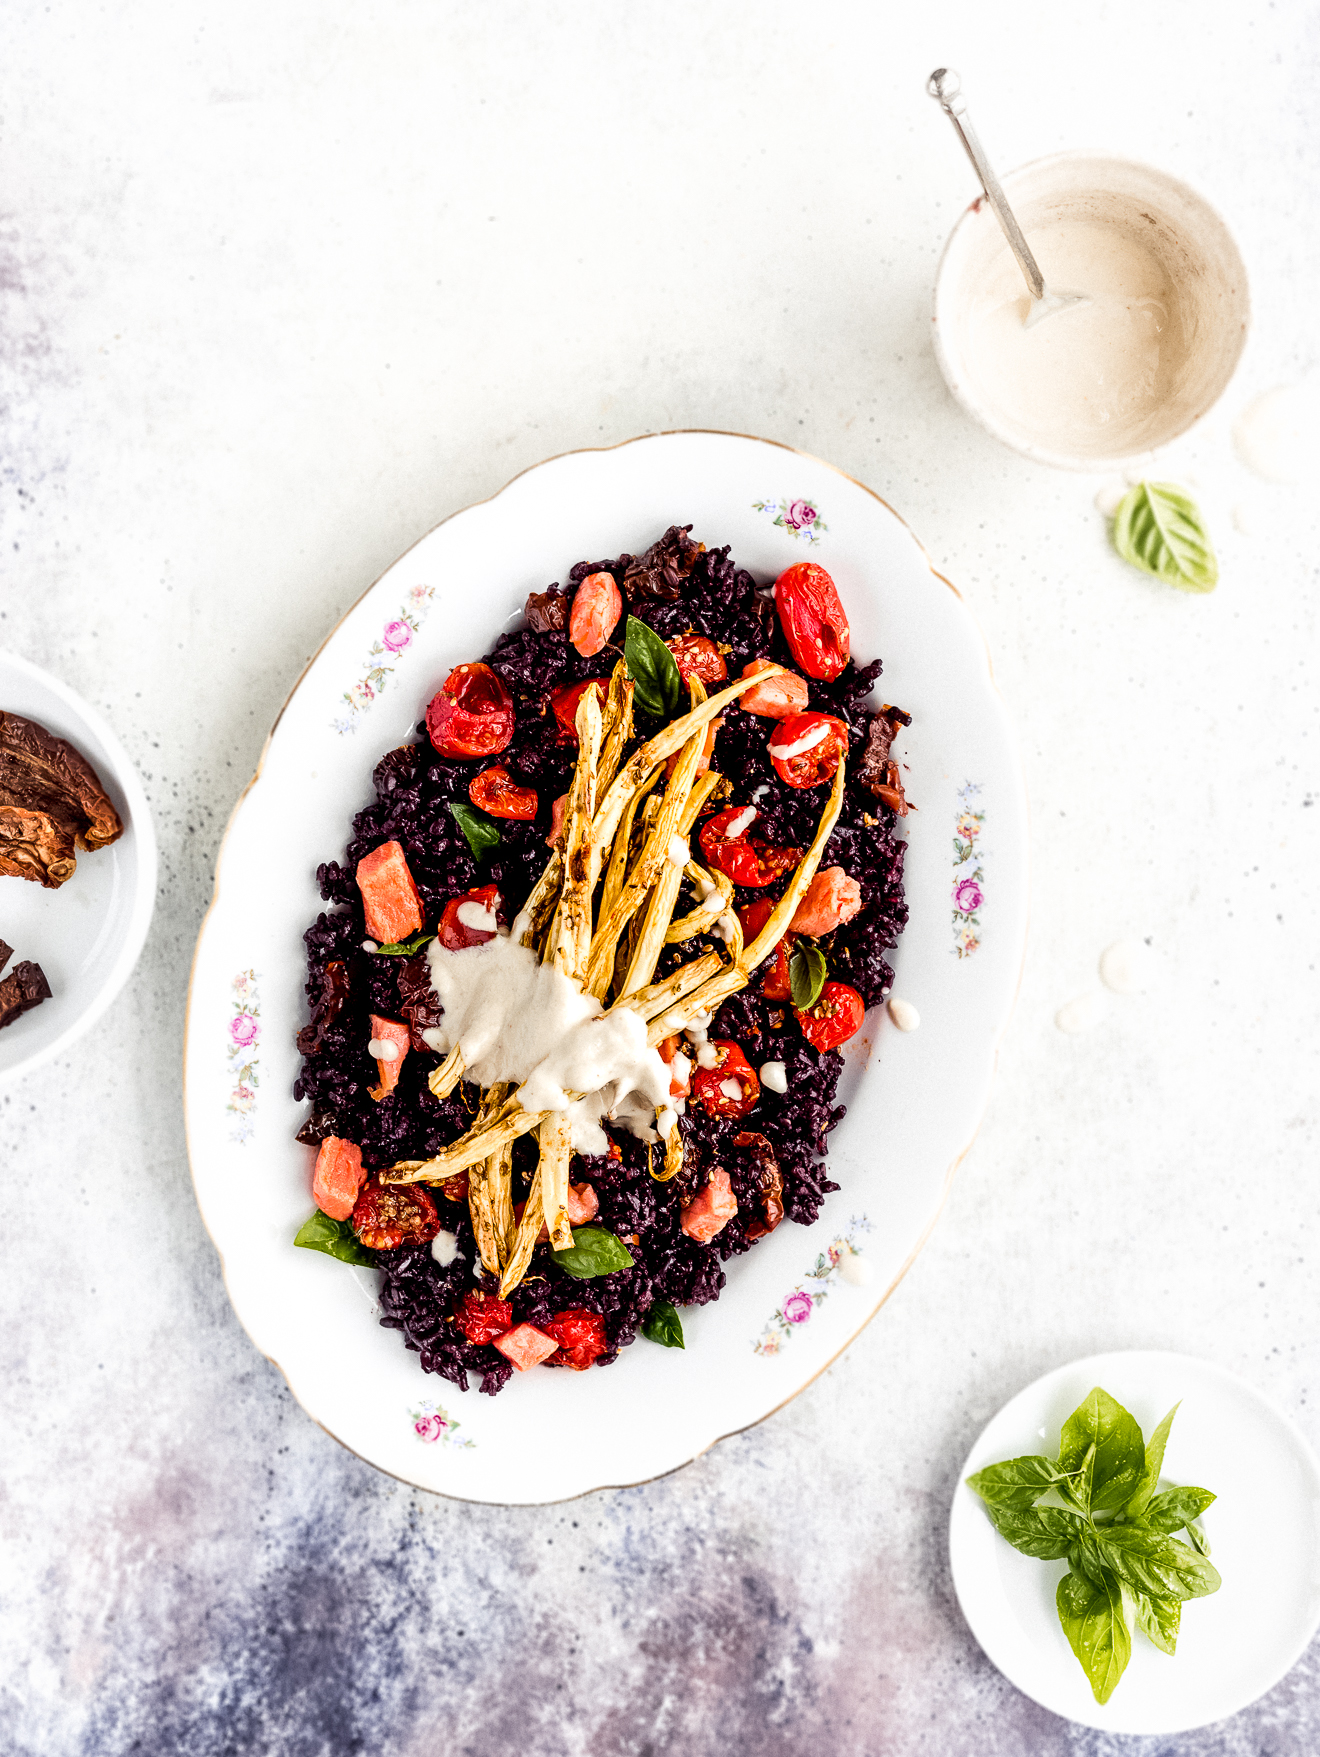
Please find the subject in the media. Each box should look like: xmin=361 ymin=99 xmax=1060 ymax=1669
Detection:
xmin=440 ymin=1172 xmax=469 ymax=1203
xmin=453 ymin=1290 xmax=513 ymax=1345
xmin=691 ymin=1041 xmax=760 ymax=1118
xmin=351 ymin=1180 xmax=439 ymax=1251
xmin=296 ymin=957 xmax=353 ymax=1055
xmin=468 ymin=765 xmax=538 ymax=820
xmin=540 ymin=1308 xmax=609 ymax=1370
xmin=622 ymin=525 xmax=702 ymax=601
xmin=524 ymin=587 xmax=569 ymax=634
xmin=426 ymin=662 xmax=515 ymax=759
xmin=667 ymin=633 xmax=727 ymax=685
xmin=733 ymin=1131 xmax=784 ymax=1241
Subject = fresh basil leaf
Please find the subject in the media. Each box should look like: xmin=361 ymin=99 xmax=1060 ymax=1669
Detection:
xmin=624 ymin=616 xmax=682 ymax=718
xmin=789 ymin=942 xmax=828 ymax=1010
xmin=966 ymin=1455 xmax=1068 ymax=1511
xmin=554 ymin=1224 xmax=635 ymax=1280
xmin=1092 ymin=1525 xmax=1222 ymax=1602
xmin=1059 ymin=1388 xmax=1147 ymax=1512
xmin=294 ymin=1209 xmax=374 ymax=1267
xmin=375 ymin=931 xmax=436 ymax=957
xmin=1134 ymin=1589 xmax=1181 ymax=1656
xmin=448 ymin=801 xmax=501 ymax=860
xmin=1112 ymin=482 xmax=1218 ymax=593
xmin=980 ymin=1504 xmax=1084 ymax=1561
xmin=1124 ymin=1401 xmax=1179 ymax=1518
xmin=1140 ymin=1486 xmax=1217 ymax=1534
xmin=641 ymin=1298 xmax=685 ymax=1348
xmin=1056 ymin=1566 xmax=1131 ymax=1705
xmin=1184 ymin=1519 xmax=1211 ymax=1557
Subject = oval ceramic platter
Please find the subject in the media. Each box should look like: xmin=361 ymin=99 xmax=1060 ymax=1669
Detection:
xmin=184 ymin=431 xmax=1028 ymax=1503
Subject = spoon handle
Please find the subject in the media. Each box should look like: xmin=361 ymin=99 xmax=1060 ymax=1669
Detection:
xmin=927 ymin=68 xmax=1045 ymax=302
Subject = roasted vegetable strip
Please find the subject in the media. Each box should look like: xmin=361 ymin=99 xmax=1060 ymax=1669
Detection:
xmin=499 ymin=1162 xmax=545 ymax=1298
xmin=656 ymin=1119 xmax=683 ymax=1183
xmin=741 ymin=754 xmax=847 ymax=970
xmin=516 ymin=853 xmax=562 ymax=950
xmin=538 ymin=1112 xmax=575 ymax=1251
xmin=547 ymin=684 xmax=603 ymax=981
xmin=468 ymin=1081 xmax=511 ymax=1273
xmin=427 ymin=1044 xmax=465 ymax=1100
xmin=666 ymin=861 xmax=735 ymax=943
xmin=596 ymin=663 xmax=634 ymax=794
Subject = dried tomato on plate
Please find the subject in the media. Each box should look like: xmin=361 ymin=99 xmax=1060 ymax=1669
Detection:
xmin=774 ymin=562 xmax=850 ymax=681
xmin=426 ymin=662 xmax=515 ymax=759
xmin=468 ymin=765 xmax=537 ymax=820
xmin=351 ymin=1180 xmax=439 ymax=1251
xmin=691 ymin=1041 xmax=760 ymax=1118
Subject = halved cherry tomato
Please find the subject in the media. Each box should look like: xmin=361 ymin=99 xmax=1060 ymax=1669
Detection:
xmin=453 ymin=1290 xmax=513 ymax=1345
xmin=569 ymin=572 xmax=623 ymax=658
xmin=667 ymin=633 xmax=727 ymax=685
xmin=438 ymin=883 xmax=502 ymax=950
xmin=739 ymin=657 xmax=810 ymax=719
xmin=426 ymin=662 xmax=515 ymax=758
xmin=540 ymin=1308 xmax=609 ymax=1371
xmin=440 ymin=1172 xmax=469 ymax=1203
xmin=795 ymin=981 xmax=865 ymax=1051
xmin=550 ymin=677 xmax=605 ymax=741
xmin=774 ymin=563 xmax=850 ymax=681
xmin=767 ymin=711 xmax=849 ymax=789
xmin=351 ymin=1179 xmax=439 ymax=1251
xmin=468 ymin=765 xmax=537 ymax=821
xmin=736 ymin=898 xmax=793 ymax=1000
xmin=658 ymin=1033 xmax=692 ymax=1097
xmin=698 ymin=807 xmax=800 ymax=889
xmin=691 ymin=1041 xmax=760 ymax=1118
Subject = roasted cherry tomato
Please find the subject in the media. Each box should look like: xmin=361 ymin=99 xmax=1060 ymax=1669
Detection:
xmin=767 ymin=711 xmax=849 ymax=789
xmin=691 ymin=1040 xmax=761 ymax=1118
xmin=733 ymin=1130 xmax=784 ymax=1241
xmin=351 ymin=1179 xmax=439 ymax=1251
xmin=699 ymin=807 xmax=800 ymax=889
xmin=550 ymin=677 xmax=605 ymax=741
xmin=539 ymin=1308 xmax=609 ymax=1371
xmin=569 ymin=571 xmax=623 ymax=658
xmin=736 ymin=898 xmax=792 ymax=1000
xmin=667 ymin=633 xmax=727 ymax=685
xmin=440 ymin=1172 xmax=469 ymax=1203
xmin=739 ymin=657 xmax=810 ymax=719
xmin=774 ymin=562 xmax=850 ymax=681
xmin=795 ymin=981 xmax=865 ymax=1052
xmin=426 ymin=662 xmax=515 ymax=759
xmin=453 ymin=1290 xmax=513 ymax=1345
xmin=438 ymin=883 xmax=502 ymax=950
xmin=468 ymin=764 xmax=538 ymax=820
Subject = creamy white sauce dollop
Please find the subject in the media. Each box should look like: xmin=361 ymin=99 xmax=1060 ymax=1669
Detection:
xmin=422 ymin=929 xmax=671 ymax=1153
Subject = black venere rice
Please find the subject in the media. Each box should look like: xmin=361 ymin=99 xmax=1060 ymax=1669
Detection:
xmin=294 ymin=526 xmax=909 ymax=1394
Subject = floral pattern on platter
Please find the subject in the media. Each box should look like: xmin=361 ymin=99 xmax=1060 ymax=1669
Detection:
xmin=226 ymin=969 xmax=260 ymax=1144
xmin=752 ymin=1215 xmax=873 ymax=1356
xmin=331 ymin=584 xmax=435 ymax=733
xmin=751 ymin=495 xmax=827 ymax=545
xmin=409 ymin=1398 xmax=476 ymax=1450
xmin=952 ymin=781 xmax=985 ymax=960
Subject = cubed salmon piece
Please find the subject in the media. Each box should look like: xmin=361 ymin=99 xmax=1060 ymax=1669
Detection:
xmin=493 ymin=1323 xmax=560 ymax=1371
xmin=739 ymin=658 xmax=810 ymax=719
xmin=546 ymin=793 xmax=569 ymax=849
xmin=789 ymin=865 xmax=862 ymax=938
xmin=680 ymin=1166 xmax=738 ymax=1243
xmin=567 ymin=1182 xmax=599 ymax=1225
xmin=312 ymin=1135 xmax=366 ymax=1221
xmin=367 ymin=1015 xmax=411 ymax=1101
xmin=356 ymin=840 xmax=424 ymax=945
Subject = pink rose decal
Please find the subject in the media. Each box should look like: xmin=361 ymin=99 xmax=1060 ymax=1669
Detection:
xmin=229 ymin=1013 xmax=259 ymax=1048
xmin=786 ymin=500 xmax=817 ymax=530
xmin=953 ymin=877 xmax=983 ymax=915
xmin=382 ymin=619 xmax=412 ymax=654
xmin=782 ymin=1291 xmax=815 ymax=1325
xmin=414 ymin=1414 xmax=446 ymax=1443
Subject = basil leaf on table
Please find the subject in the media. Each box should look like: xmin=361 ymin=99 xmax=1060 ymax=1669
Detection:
xmin=966 ymin=1455 xmax=1069 ymax=1511
xmin=1139 ymin=1485 xmax=1217 ymax=1535
xmin=375 ymin=931 xmax=436 ymax=956
xmin=294 ymin=1210 xmax=374 ymax=1267
xmin=789 ymin=943 xmax=828 ymax=1010
xmin=980 ymin=1504 xmax=1084 ymax=1561
xmin=554 ymin=1225 xmax=635 ymax=1280
xmin=1056 ymin=1567 xmax=1132 ymax=1704
xmin=1134 ymin=1589 xmax=1182 ymax=1657
xmin=1112 ymin=482 xmax=1218 ymax=593
xmin=641 ymin=1298 xmax=685 ymax=1349
xmin=1091 ymin=1525 xmax=1222 ymax=1602
xmin=1123 ymin=1401 xmax=1180 ymax=1518
xmin=449 ymin=801 xmax=501 ymax=860
xmin=1059 ymin=1387 xmax=1146 ymax=1512
xmin=624 ymin=616 xmax=682 ymax=718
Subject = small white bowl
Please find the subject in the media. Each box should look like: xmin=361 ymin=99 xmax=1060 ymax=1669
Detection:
xmin=0 ymin=651 xmax=157 ymax=1083
xmin=933 ymin=153 xmax=1250 ymax=471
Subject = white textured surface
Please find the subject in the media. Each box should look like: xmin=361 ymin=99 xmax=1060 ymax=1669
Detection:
xmin=2 ymin=2 xmax=1318 ymax=1752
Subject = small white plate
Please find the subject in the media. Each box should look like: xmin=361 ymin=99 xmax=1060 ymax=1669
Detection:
xmin=185 ymin=430 xmax=1029 ymax=1501
xmin=0 ymin=651 xmax=157 ymax=1083
xmin=950 ymin=1350 xmax=1320 ymax=1734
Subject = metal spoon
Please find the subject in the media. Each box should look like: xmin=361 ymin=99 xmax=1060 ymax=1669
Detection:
xmin=927 ymin=68 xmax=1090 ymax=328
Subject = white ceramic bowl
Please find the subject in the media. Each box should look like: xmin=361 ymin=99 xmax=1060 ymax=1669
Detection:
xmin=933 ymin=153 xmax=1250 ymax=471
xmin=0 ymin=650 xmax=157 ymax=1083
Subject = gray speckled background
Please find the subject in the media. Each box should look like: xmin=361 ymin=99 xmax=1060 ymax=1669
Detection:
xmin=4 ymin=2 xmax=1320 ymax=1751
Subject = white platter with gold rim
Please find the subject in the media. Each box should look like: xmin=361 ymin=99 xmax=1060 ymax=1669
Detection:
xmin=183 ymin=431 xmax=1028 ymax=1503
